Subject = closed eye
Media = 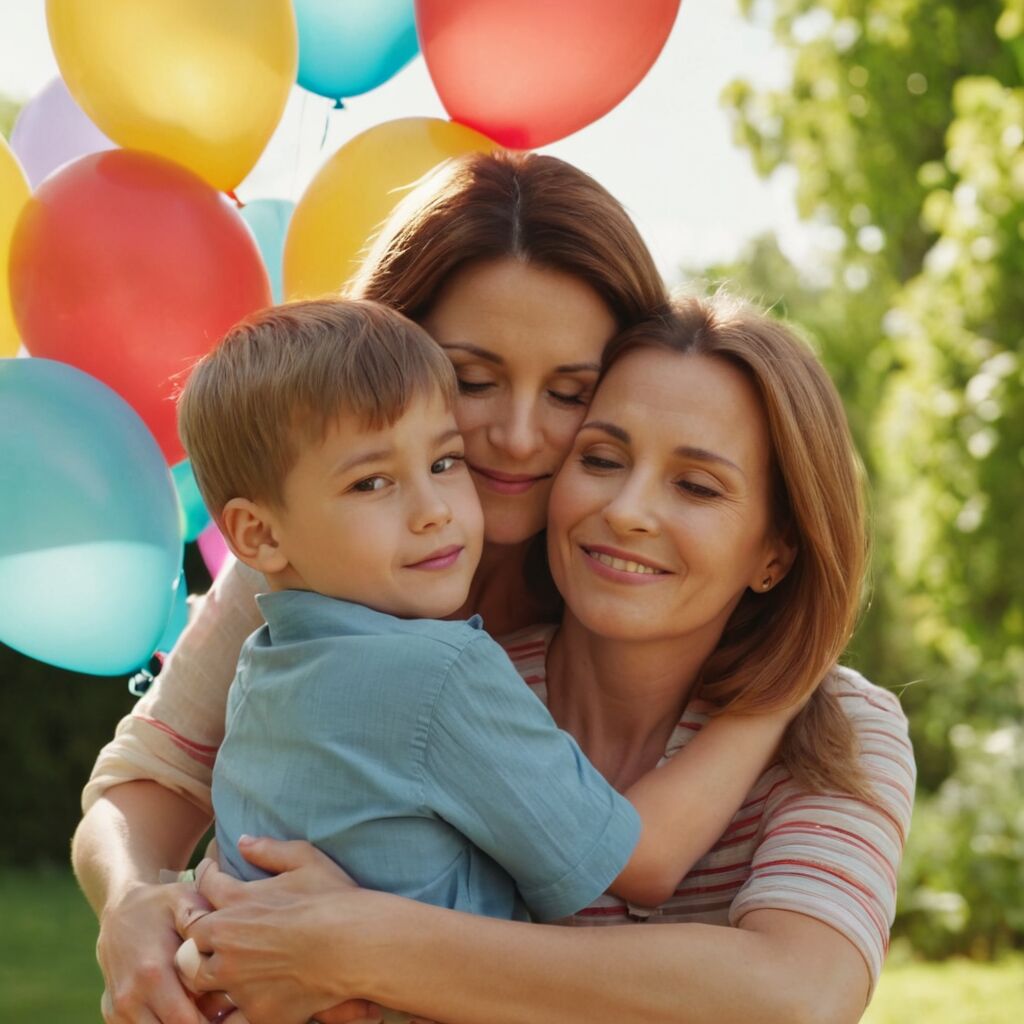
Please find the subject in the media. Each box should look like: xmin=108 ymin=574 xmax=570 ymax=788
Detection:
xmin=677 ymin=480 xmax=721 ymax=499
xmin=456 ymin=379 xmax=493 ymax=395
xmin=580 ymin=453 xmax=622 ymax=471
xmin=548 ymin=389 xmax=587 ymax=407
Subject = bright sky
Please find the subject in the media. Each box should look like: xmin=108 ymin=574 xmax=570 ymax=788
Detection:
xmin=0 ymin=0 xmax=806 ymax=284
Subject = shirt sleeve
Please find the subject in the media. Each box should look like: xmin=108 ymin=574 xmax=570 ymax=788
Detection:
xmin=81 ymin=559 xmax=265 ymax=815
xmin=728 ymin=672 xmax=916 ymax=991
xmin=419 ymin=634 xmax=641 ymax=923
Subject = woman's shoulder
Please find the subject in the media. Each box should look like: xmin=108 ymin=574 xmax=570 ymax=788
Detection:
xmin=823 ymin=664 xmax=911 ymax=738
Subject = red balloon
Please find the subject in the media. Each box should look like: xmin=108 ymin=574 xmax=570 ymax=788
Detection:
xmin=416 ymin=0 xmax=680 ymax=149
xmin=9 ymin=150 xmax=271 ymax=463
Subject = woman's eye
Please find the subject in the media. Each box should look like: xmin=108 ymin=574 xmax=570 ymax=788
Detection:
xmin=456 ymin=379 xmax=493 ymax=395
xmin=677 ymin=480 xmax=720 ymax=499
xmin=351 ymin=475 xmax=388 ymax=493
xmin=580 ymin=453 xmax=621 ymax=471
xmin=431 ymin=454 xmax=465 ymax=474
xmin=547 ymin=389 xmax=587 ymax=407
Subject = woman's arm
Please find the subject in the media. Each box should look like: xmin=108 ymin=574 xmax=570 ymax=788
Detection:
xmin=183 ymin=839 xmax=867 ymax=1024
xmin=615 ymin=707 xmax=793 ymax=906
xmin=74 ymin=781 xmax=213 ymax=1024
xmin=71 ymin=559 xmax=264 ymax=1024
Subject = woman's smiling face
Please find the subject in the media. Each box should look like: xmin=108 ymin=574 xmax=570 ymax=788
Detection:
xmin=422 ymin=257 xmax=617 ymax=547
xmin=547 ymin=346 xmax=790 ymax=645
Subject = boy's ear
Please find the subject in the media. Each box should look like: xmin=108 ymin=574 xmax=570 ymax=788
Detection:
xmin=220 ymin=498 xmax=289 ymax=575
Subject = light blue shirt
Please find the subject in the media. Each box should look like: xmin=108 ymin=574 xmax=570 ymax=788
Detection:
xmin=213 ymin=590 xmax=640 ymax=922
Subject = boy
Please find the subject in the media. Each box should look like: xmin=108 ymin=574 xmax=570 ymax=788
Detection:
xmin=177 ymin=299 xmax=783 ymax=928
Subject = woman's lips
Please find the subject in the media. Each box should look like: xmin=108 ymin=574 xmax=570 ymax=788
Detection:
xmin=580 ymin=544 xmax=671 ymax=583
xmin=468 ymin=463 xmax=550 ymax=496
xmin=406 ymin=545 xmax=464 ymax=571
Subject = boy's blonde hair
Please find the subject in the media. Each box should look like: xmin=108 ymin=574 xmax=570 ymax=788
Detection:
xmin=178 ymin=299 xmax=457 ymax=517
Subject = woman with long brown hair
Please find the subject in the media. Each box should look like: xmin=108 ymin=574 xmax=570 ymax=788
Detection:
xmin=178 ymin=295 xmax=914 ymax=1024
xmin=73 ymin=149 xmax=669 ymax=1024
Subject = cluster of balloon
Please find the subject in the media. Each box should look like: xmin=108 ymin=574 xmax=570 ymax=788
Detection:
xmin=2 ymin=0 xmax=680 ymax=676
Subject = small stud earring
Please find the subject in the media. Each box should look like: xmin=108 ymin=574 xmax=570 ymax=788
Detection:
xmin=761 ymin=576 xmax=772 ymax=590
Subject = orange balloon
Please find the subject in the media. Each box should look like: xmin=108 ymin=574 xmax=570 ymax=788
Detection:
xmin=47 ymin=0 xmax=297 ymax=191
xmin=284 ymin=118 xmax=498 ymax=299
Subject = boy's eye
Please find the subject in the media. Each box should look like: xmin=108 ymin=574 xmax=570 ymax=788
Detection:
xmin=351 ymin=475 xmax=388 ymax=493
xmin=431 ymin=454 xmax=465 ymax=474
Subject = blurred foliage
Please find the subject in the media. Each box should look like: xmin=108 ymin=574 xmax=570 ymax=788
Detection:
xmin=0 ymin=545 xmax=211 ymax=867
xmin=710 ymin=0 xmax=1024 ymax=957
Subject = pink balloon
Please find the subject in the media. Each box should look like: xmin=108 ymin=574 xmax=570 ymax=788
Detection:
xmin=416 ymin=0 xmax=680 ymax=149
xmin=10 ymin=77 xmax=115 ymax=188
xmin=197 ymin=523 xmax=231 ymax=579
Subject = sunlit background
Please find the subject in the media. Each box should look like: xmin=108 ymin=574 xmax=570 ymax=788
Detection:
xmin=1 ymin=2 xmax=1022 ymax=1021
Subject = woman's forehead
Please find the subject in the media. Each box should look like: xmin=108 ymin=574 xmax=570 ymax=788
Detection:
xmin=591 ymin=350 xmax=771 ymax=463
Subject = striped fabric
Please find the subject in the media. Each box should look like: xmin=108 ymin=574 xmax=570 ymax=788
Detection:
xmin=83 ymin=559 xmax=914 ymax=989
xmin=503 ymin=624 xmax=916 ymax=988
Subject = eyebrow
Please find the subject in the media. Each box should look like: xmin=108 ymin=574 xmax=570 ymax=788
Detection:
xmin=332 ymin=427 xmax=463 ymax=477
xmin=439 ymin=342 xmax=600 ymax=375
xmin=579 ymin=420 xmax=745 ymax=475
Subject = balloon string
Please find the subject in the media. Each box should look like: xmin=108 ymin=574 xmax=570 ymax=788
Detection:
xmin=321 ymin=100 xmax=345 ymax=150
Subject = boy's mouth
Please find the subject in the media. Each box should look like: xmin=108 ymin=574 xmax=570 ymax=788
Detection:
xmin=405 ymin=545 xmax=464 ymax=571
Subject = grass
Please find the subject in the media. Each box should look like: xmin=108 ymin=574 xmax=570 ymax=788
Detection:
xmin=1 ymin=868 xmax=1021 ymax=1023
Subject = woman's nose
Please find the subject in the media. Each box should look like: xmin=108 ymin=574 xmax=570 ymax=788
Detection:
xmin=488 ymin=394 xmax=544 ymax=461
xmin=601 ymin=475 xmax=660 ymax=536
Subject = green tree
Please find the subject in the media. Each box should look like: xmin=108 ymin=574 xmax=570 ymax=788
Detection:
xmin=710 ymin=0 xmax=1024 ymax=956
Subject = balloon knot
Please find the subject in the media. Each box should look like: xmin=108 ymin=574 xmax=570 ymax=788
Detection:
xmin=225 ymin=189 xmax=244 ymax=209
xmin=127 ymin=655 xmax=164 ymax=697
xmin=333 ymin=98 xmax=345 ymax=111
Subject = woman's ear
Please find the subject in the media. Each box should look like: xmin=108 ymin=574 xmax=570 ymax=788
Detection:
xmin=753 ymin=533 xmax=798 ymax=593
xmin=219 ymin=498 xmax=289 ymax=575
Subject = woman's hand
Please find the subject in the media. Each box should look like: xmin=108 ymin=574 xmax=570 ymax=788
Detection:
xmin=176 ymin=837 xmax=392 ymax=1024
xmin=98 ymin=877 xmax=211 ymax=1024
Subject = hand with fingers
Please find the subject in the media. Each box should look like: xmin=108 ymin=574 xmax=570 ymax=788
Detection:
xmin=174 ymin=836 xmax=402 ymax=1024
xmin=97 ymin=877 xmax=213 ymax=1024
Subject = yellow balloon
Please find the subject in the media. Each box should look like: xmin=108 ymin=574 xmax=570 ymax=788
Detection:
xmin=46 ymin=0 xmax=297 ymax=192
xmin=284 ymin=118 xmax=498 ymax=300
xmin=0 ymin=137 xmax=30 ymax=358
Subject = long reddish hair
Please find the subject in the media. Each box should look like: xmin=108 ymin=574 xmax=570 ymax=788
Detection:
xmin=604 ymin=295 xmax=874 ymax=799
xmin=350 ymin=150 xmax=667 ymax=327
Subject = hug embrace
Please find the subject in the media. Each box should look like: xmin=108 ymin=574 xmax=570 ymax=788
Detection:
xmin=74 ymin=152 xmax=915 ymax=1024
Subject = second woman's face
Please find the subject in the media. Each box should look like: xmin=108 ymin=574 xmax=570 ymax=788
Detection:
xmin=423 ymin=258 xmax=617 ymax=546
xmin=547 ymin=347 xmax=787 ymax=646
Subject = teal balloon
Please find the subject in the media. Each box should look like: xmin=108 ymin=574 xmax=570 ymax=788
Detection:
xmin=239 ymin=199 xmax=294 ymax=303
xmin=294 ymin=0 xmax=419 ymax=101
xmin=157 ymin=570 xmax=189 ymax=652
xmin=171 ymin=458 xmax=212 ymax=542
xmin=0 ymin=359 xmax=182 ymax=675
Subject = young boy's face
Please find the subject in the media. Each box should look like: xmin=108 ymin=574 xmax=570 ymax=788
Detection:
xmin=270 ymin=389 xmax=484 ymax=619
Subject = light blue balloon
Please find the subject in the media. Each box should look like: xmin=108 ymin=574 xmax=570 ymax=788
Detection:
xmin=239 ymin=199 xmax=295 ymax=303
xmin=171 ymin=458 xmax=212 ymax=542
xmin=0 ymin=359 xmax=182 ymax=675
xmin=157 ymin=570 xmax=189 ymax=653
xmin=294 ymin=0 xmax=419 ymax=102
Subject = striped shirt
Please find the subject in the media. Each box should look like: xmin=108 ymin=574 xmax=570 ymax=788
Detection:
xmin=83 ymin=559 xmax=914 ymax=989
xmin=504 ymin=623 xmax=915 ymax=987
